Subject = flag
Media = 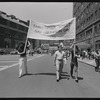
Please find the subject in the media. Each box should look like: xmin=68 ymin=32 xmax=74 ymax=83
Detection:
xmin=27 ymin=18 xmax=76 ymax=40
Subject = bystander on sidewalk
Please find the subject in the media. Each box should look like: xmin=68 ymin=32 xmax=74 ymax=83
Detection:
xmin=78 ymin=58 xmax=96 ymax=67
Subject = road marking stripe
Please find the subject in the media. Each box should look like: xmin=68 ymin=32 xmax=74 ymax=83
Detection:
xmin=0 ymin=55 xmax=44 ymax=71
xmin=0 ymin=61 xmax=18 ymax=62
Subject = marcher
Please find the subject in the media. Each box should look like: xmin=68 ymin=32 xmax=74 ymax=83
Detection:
xmin=94 ymin=50 xmax=100 ymax=72
xmin=59 ymin=40 xmax=64 ymax=48
xmin=54 ymin=45 xmax=66 ymax=82
xmin=70 ymin=45 xmax=80 ymax=83
xmin=16 ymin=41 xmax=30 ymax=78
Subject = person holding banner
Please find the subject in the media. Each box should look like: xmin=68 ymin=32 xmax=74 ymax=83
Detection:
xmin=16 ymin=40 xmax=30 ymax=78
xmin=54 ymin=45 xmax=66 ymax=82
xmin=70 ymin=44 xmax=80 ymax=83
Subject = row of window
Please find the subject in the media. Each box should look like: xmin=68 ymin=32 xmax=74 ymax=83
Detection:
xmin=76 ymin=3 xmax=100 ymax=33
xmin=76 ymin=21 xmax=100 ymax=43
xmin=0 ymin=17 xmax=28 ymax=32
xmin=0 ymin=26 xmax=26 ymax=39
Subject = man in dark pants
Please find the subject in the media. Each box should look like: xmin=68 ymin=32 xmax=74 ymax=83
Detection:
xmin=94 ymin=50 xmax=100 ymax=72
xmin=70 ymin=45 xmax=80 ymax=82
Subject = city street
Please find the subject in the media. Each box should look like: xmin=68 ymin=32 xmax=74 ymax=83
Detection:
xmin=0 ymin=54 xmax=100 ymax=97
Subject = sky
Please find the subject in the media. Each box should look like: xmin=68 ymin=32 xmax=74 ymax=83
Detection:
xmin=0 ymin=2 xmax=73 ymax=24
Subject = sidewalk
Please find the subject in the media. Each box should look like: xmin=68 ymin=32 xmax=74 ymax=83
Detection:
xmin=78 ymin=58 xmax=96 ymax=67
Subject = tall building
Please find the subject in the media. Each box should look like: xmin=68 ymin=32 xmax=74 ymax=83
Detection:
xmin=73 ymin=2 xmax=100 ymax=50
xmin=0 ymin=11 xmax=37 ymax=50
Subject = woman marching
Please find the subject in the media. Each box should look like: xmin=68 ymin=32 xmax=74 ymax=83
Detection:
xmin=16 ymin=40 xmax=30 ymax=78
xmin=70 ymin=44 xmax=80 ymax=83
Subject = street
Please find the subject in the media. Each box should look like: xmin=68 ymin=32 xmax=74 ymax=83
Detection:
xmin=0 ymin=54 xmax=100 ymax=97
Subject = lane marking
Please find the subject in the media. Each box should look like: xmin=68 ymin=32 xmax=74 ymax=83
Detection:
xmin=0 ymin=55 xmax=45 ymax=71
xmin=0 ymin=61 xmax=18 ymax=63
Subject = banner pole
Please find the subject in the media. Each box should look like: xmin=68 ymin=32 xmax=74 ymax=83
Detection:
xmin=74 ymin=39 xmax=76 ymax=56
xmin=23 ymin=37 xmax=28 ymax=53
xmin=23 ymin=20 xmax=31 ymax=53
xmin=74 ymin=17 xmax=76 ymax=56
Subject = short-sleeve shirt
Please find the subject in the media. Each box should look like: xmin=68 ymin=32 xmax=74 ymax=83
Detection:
xmin=54 ymin=50 xmax=65 ymax=60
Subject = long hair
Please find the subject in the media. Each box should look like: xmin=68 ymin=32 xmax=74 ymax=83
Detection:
xmin=75 ymin=45 xmax=80 ymax=54
xmin=16 ymin=42 xmax=25 ymax=53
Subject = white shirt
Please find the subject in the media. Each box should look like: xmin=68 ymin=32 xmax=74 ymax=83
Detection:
xmin=54 ymin=50 xmax=65 ymax=60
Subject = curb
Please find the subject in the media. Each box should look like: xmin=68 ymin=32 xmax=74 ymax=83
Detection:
xmin=78 ymin=60 xmax=96 ymax=68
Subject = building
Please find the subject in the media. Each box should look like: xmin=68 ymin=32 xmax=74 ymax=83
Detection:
xmin=73 ymin=2 xmax=100 ymax=50
xmin=0 ymin=11 xmax=36 ymax=51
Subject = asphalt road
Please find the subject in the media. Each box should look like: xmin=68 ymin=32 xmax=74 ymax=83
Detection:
xmin=0 ymin=54 xmax=100 ymax=98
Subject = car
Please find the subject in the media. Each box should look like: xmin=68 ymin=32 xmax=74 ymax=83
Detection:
xmin=29 ymin=50 xmax=34 ymax=56
xmin=10 ymin=50 xmax=18 ymax=55
xmin=0 ymin=49 xmax=6 ymax=55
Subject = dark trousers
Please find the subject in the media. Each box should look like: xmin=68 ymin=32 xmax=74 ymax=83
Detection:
xmin=70 ymin=62 xmax=78 ymax=77
xmin=95 ymin=58 xmax=100 ymax=70
xmin=70 ymin=62 xmax=74 ymax=77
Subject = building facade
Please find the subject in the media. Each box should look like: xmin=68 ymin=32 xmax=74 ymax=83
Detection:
xmin=73 ymin=2 xmax=100 ymax=50
xmin=38 ymin=39 xmax=74 ymax=49
xmin=0 ymin=11 xmax=36 ymax=50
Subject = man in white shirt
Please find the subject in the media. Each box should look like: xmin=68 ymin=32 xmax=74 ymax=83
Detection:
xmin=54 ymin=45 xmax=66 ymax=82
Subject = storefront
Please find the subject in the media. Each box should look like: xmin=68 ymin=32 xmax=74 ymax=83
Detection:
xmin=95 ymin=40 xmax=100 ymax=50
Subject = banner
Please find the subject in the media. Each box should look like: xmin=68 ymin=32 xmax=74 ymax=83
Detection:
xmin=27 ymin=18 xmax=76 ymax=40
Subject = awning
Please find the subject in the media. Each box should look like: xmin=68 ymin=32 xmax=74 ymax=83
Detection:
xmin=76 ymin=42 xmax=91 ymax=49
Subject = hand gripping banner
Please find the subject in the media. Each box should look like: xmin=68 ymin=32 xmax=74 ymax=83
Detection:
xmin=27 ymin=18 xmax=76 ymax=40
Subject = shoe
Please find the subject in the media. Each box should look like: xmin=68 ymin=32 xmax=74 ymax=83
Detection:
xmin=75 ymin=79 xmax=78 ymax=83
xmin=56 ymin=79 xmax=59 ymax=82
xmin=18 ymin=75 xmax=22 ymax=78
xmin=56 ymin=78 xmax=59 ymax=82
xmin=95 ymin=68 xmax=98 ymax=72
xmin=95 ymin=69 xmax=98 ymax=72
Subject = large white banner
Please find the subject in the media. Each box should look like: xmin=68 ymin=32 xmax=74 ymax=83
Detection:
xmin=27 ymin=18 xmax=76 ymax=40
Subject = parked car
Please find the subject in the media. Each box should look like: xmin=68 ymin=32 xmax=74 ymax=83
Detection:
xmin=10 ymin=50 xmax=18 ymax=55
xmin=0 ymin=49 xmax=6 ymax=55
xmin=29 ymin=50 xmax=34 ymax=56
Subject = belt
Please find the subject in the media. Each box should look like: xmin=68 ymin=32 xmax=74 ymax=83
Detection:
xmin=57 ymin=59 xmax=63 ymax=61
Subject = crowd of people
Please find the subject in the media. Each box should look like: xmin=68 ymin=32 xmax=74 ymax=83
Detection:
xmin=80 ymin=48 xmax=100 ymax=72
xmin=54 ymin=42 xmax=80 ymax=82
xmin=15 ymin=40 xmax=100 ymax=83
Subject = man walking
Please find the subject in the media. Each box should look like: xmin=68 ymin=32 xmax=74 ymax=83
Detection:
xmin=54 ymin=45 xmax=66 ymax=82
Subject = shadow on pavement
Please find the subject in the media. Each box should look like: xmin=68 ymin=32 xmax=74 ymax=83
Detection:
xmin=19 ymin=73 xmax=34 ymax=78
xmin=34 ymin=73 xmax=56 ymax=76
xmin=19 ymin=72 xmax=71 ymax=80
xmin=77 ymin=77 xmax=84 ymax=80
xmin=60 ymin=72 xmax=70 ymax=80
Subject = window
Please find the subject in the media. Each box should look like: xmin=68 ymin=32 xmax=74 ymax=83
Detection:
xmin=99 ymin=24 xmax=100 ymax=29
xmin=0 ymin=17 xmax=7 ymax=25
xmin=95 ymin=2 xmax=97 ymax=5
xmin=9 ymin=21 xmax=17 ymax=28
xmin=95 ymin=10 xmax=98 ymax=16
xmin=18 ymin=25 xmax=25 ymax=31
xmin=95 ymin=25 xmax=98 ymax=35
